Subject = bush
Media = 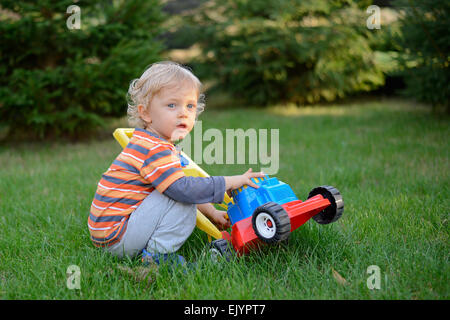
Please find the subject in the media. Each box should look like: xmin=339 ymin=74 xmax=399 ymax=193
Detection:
xmin=0 ymin=0 xmax=165 ymax=139
xmin=188 ymin=0 xmax=385 ymax=106
xmin=393 ymin=0 xmax=450 ymax=111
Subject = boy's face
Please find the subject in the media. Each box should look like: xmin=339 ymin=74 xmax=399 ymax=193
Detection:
xmin=138 ymin=83 xmax=198 ymax=144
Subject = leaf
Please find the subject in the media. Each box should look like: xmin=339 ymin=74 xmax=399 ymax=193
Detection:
xmin=332 ymin=268 xmax=347 ymax=286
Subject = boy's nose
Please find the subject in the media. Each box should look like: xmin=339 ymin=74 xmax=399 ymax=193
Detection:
xmin=178 ymin=106 xmax=188 ymax=117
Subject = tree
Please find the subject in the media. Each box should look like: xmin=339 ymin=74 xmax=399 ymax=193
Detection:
xmin=393 ymin=0 xmax=449 ymax=111
xmin=0 ymin=0 xmax=165 ymax=139
xmin=187 ymin=0 xmax=384 ymax=106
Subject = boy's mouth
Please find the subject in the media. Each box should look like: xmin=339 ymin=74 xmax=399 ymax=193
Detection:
xmin=171 ymin=124 xmax=189 ymax=142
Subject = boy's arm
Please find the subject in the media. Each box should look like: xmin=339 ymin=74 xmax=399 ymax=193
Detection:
xmin=197 ymin=202 xmax=216 ymax=217
xmin=163 ymin=176 xmax=225 ymax=204
xmin=163 ymin=168 xmax=265 ymax=204
xmin=197 ymin=203 xmax=230 ymax=230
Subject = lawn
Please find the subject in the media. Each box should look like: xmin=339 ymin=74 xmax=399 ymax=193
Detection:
xmin=0 ymin=98 xmax=448 ymax=299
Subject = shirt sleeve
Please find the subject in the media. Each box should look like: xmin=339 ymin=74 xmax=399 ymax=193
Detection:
xmin=163 ymin=176 xmax=226 ymax=204
xmin=139 ymin=144 xmax=185 ymax=194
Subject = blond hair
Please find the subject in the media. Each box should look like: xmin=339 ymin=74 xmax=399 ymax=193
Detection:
xmin=126 ymin=61 xmax=205 ymax=129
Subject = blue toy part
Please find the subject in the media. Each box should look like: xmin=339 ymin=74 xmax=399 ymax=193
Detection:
xmin=179 ymin=153 xmax=189 ymax=167
xmin=227 ymin=175 xmax=298 ymax=225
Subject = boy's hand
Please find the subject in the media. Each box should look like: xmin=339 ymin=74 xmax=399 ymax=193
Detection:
xmin=224 ymin=168 xmax=265 ymax=196
xmin=197 ymin=203 xmax=230 ymax=230
xmin=210 ymin=209 xmax=231 ymax=230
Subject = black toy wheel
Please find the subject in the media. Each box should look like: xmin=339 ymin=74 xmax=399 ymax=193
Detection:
xmin=308 ymin=185 xmax=344 ymax=224
xmin=252 ymin=202 xmax=291 ymax=244
xmin=209 ymin=239 xmax=234 ymax=262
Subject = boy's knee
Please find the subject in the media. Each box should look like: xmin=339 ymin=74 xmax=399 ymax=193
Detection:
xmin=159 ymin=190 xmax=197 ymax=212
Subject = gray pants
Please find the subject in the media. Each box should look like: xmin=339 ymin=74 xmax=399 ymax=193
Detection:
xmin=106 ymin=189 xmax=197 ymax=258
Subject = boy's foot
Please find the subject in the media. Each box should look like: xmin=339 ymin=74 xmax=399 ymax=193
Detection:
xmin=141 ymin=249 xmax=196 ymax=271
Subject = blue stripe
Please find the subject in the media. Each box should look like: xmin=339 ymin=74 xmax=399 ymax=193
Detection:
xmin=101 ymin=174 xmax=152 ymax=188
xmin=89 ymin=213 xmax=125 ymax=223
xmin=141 ymin=149 xmax=173 ymax=169
xmin=94 ymin=193 xmax=140 ymax=205
xmin=112 ymin=159 xmax=139 ymax=174
xmin=126 ymin=142 xmax=149 ymax=156
xmin=151 ymin=166 xmax=182 ymax=187
xmin=134 ymin=128 xmax=169 ymax=143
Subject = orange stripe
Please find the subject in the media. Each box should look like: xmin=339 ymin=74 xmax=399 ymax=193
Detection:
xmin=90 ymin=204 xmax=136 ymax=217
xmin=89 ymin=220 xmax=121 ymax=229
xmin=105 ymin=170 xmax=148 ymax=183
xmin=143 ymin=162 xmax=181 ymax=184
xmin=145 ymin=144 xmax=168 ymax=154
xmin=91 ymin=198 xmax=135 ymax=210
xmin=95 ymin=188 xmax=148 ymax=200
xmin=117 ymin=152 xmax=144 ymax=169
xmin=149 ymin=154 xmax=179 ymax=168
xmin=128 ymin=137 xmax=150 ymax=150
xmin=122 ymin=146 xmax=147 ymax=160
xmin=133 ymin=131 xmax=174 ymax=149
xmin=99 ymin=178 xmax=150 ymax=192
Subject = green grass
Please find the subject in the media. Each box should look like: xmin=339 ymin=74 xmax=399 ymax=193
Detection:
xmin=0 ymin=98 xmax=448 ymax=299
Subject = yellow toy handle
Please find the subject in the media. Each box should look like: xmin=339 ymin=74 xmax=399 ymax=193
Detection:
xmin=113 ymin=128 xmax=229 ymax=241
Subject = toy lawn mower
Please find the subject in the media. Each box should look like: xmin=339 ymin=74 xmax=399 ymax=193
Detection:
xmin=209 ymin=175 xmax=344 ymax=259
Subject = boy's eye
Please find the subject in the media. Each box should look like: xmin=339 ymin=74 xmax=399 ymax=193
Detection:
xmin=167 ymin=103 xmax=175 ymax=108
xmin=187 ymin=104 xmax=195 ymax=109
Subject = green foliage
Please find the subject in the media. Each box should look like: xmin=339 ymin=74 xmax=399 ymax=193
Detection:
xmin=188 ymin=0 xmax=385 ymax=106
xmin=0 ymin=0 xmax=165 ymax=139
xmin=393 ymin=0 xmax=450 ymax=110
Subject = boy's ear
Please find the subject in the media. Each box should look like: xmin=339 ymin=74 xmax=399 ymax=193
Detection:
xmin=138 ymin=104 xmax=151 ymax=124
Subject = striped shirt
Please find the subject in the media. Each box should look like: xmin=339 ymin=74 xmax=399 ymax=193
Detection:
xmin=88 ymin=128 xmax=185 ymax=247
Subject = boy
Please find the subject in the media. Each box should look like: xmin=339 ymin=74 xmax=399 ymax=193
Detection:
xmin=88 ymin=61 xmax=264 ymax=264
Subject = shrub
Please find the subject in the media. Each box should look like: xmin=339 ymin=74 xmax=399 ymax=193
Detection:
xmin=188 ymin=0 xmax=385 ymax=106
xmin=0 ymin=0 xmax=165 ymax=139
xmin=393 ymin=0 xmax=450 ymax=111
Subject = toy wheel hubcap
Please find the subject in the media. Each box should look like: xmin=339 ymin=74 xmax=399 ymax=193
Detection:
xmin=255 ymin=212 xmax=276 ymax=239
